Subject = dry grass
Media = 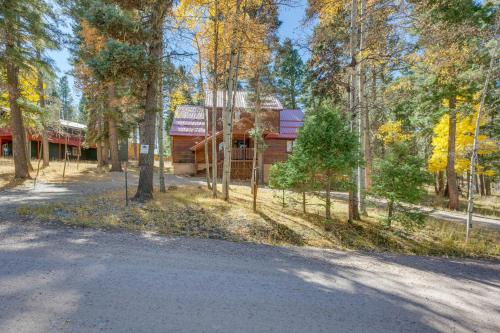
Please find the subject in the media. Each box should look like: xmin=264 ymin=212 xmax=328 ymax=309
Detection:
xmin=422 ymin=187 xmax=500 ymax=218
xmin=17 ymin=183 xmax=500 ymax=258
xmin=0 ymin=158 xmax=106 ymax=189
xmin=0 ymin=158 xmax=173 ymax=190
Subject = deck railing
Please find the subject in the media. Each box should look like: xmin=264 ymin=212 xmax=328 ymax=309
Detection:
xmin=218 ymin=148 xmax=254 ymax=161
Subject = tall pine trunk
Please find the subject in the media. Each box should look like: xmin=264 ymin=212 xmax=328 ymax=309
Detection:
xmin=134 ymin=5 xmax=165 ymax=201
xmin=36 ymin=65 xmax=50 ymax=167
xmin=107 ymin=84 xmax=121 ymax=172
xmin=6 ymin=48 xmax=30 ymax=178
xmin=211 ymin=0 xmax=219 ymax=198
xmin=158 ymin=75 xmax=166 ymax=193
xmin=348 ymin=0 xmax=360 ymax=222
xmin=447 ymin=96 xmax=459 ymax=210
xmin=222 ymin=0 xmax=242 ymax=201
xmin=357 ymin=0 xmax=367 ymax=215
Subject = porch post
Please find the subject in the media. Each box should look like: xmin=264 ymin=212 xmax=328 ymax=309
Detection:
xmin=194 ymin=150 xmax=197 ymax=174
xmin=0 ymin=138 xmax=3 ymax=157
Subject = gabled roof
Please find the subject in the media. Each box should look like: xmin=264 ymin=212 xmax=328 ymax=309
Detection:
xmin=204 ymin=91 xmax=283 ymax=110
xmin=170 ymin=106 xmax=304 ymax=140
xmin=169 ymin=105 xmax=206 ymax=136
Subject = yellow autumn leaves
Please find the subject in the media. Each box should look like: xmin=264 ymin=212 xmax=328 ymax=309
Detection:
xmin=377 ymin=120 xmax=411 ymax=145
xmin=428 ymin=111 xmax=496 ymax=176
xmin=378 ymin=109 xmax=496 ymax=176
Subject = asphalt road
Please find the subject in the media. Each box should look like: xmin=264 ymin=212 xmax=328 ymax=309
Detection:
xmin=0 ymin=219 xmax=499 ymax=333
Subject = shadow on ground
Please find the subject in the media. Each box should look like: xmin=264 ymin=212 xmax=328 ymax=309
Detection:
xmin=0 ymin=219 xmax=498 ymax=333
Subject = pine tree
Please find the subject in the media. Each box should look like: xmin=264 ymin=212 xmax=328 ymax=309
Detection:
xmin=274 ymin=38 xmax=304 ymax=109
xmin=58 ymin=75 xmax=74 ymax=121
xmin=0 ymin=0 xmax=59 ymax=178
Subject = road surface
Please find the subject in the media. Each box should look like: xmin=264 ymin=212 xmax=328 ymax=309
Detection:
xmin=0 ymin=218 xmax=499 ymax=333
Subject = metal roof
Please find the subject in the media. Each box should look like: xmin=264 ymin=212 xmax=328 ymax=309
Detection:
xmin=59 ymin=119 xmax=87 ymax=130
xmin=265 ymin=109 xmax=304 ymax=139
xmin=204 ymin=91 xmax=283 ymax=110
xmin=171 ymin=105 xmax=304 ymax=140
xmin=169 ymin=105 xmax=206 ymax=136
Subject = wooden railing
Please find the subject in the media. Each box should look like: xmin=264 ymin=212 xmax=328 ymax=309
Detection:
xmin=218 ymin=148 xmax=254 ymax=161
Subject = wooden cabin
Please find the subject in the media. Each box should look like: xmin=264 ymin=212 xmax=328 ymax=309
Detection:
xmin=169 ymin=91 xmax=304 ymax=182
xmin=0 ymin=119 xmax=97 ymax=161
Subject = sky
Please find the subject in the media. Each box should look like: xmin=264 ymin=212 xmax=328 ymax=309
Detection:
xmin=50 ymin=0 xmax=311 ymax=105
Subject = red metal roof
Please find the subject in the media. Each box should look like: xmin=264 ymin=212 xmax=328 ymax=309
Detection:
xmin=170 ymin=106 xmax=304 ymax=140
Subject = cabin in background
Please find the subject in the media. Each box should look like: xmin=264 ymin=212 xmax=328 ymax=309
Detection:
xmin=0 ymin=119 xmax=97 ymax=161
xmin=169 ymin=91 xmax=304 ymax=182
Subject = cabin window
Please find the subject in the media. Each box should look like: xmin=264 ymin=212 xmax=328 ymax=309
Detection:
xmin=286 ymin=140 xmax=294 ymax=153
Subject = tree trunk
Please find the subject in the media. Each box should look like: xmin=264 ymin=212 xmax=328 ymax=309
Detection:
xmin=25 ymin=129 xmax=33 ymax=171
xmin=107 ymin=84 xmax=122 ymax=172
xmin=134 ymin=5 xmax=166 ymax=201
xmin=325 ymin=175 xmax=331 ymax=220
xmin=96 ymin=139 xmax=103 ymax=167
xmin=357 ymin=0 xmax=367 ymax=215
xmin=348 ymin=0 xmax=359 ymax=222
xmin=437 ymin=170 xmax=445 ymax=196
xmin=158 ymin=77 xmax=166 ymax=193
xmin=466 ymin=33 xmax=497 ymax=240
xmin=387 ymin=199 xmax=394 ymax=227
xmin=102 ymin=135 xmax=110 ymax=166
xmin=42 ymin=129 xmax=49 ymax=167
xmin=302 ymin=191 xmax=306 ymax=214
xmin=251 ymin=72 xmax=262 ymax=193
xmin=366 ymin=69 xmax=376 ymax=191
xmin=222 ymin=0 xmax=242 ymax=201
xmin=36 ymin=65 xmax=50 ymax=167
xmin=485 ymin=176 xmax=491 ymax=196
xmin=6 ymin=55 xmax=30 ymax=178
xmin=108 ymin=117 xmax=122 ymax=172
xmin=194 ymin=35 xmax=212 ymax=190
xmin=479 ymin=174 xmax=485 ymax=196
xmin=133 ymin=126 xmax=138 ymax=160
xmin=446 ymin=96 xmax=459 ymax=210
xmin=211 ymin=0 xmax=219 ymax=198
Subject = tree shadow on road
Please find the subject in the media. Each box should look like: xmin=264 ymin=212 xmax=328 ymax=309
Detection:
xmin=1 ymin=220 xmax=499 ymax=332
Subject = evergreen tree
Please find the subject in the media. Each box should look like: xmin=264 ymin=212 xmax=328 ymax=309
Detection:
xmin=372 ymin=141 xmax=431 ymax=229
xmin=0 ymin=0 xmax=60 ymax=178
xmin=58 ymin=75 xmax=74 ymax=121
xmin=78 ymin=96 xmax=89 ymax=124
xmin=273 ymin=38 xmax=304 ymax=109
xmin=295 ymin=101 xmax=359 ymax=223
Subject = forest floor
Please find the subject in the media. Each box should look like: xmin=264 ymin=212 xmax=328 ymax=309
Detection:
xmin=421 ymin=188 xmax=500 ymax=218
xmin=13 ymin=182 xmax=500 ymax=258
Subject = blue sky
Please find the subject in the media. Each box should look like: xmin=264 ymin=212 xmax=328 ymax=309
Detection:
xmin=50 ymin=1 xmax=310 ymax=104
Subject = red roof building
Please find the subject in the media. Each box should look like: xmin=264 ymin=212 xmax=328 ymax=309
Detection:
xmin=169 ymin=92 xmax=304 ymax=181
